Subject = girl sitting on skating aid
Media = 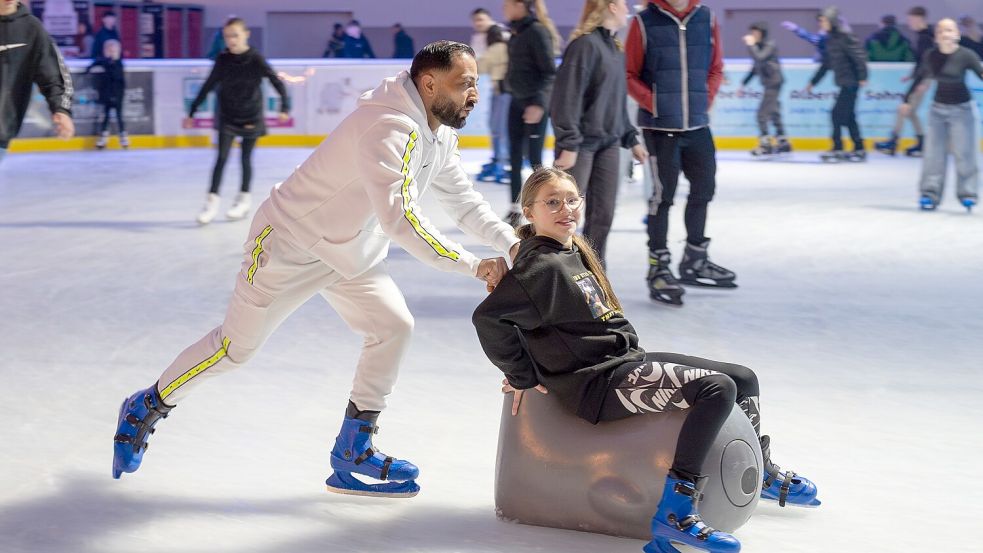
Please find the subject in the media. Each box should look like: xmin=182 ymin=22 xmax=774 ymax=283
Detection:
xmin=473 ymin=167 xmax=819 ymax=553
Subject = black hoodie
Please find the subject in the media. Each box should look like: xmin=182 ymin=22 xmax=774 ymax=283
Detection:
xmin=472 ymin=236 xmax=645 ymax=423
xmin=188 ymin=47 xmax=289 ymax=133
xmin=506 ymin=15 xmax=556 ymax=107
xmin=0 ymin=3 xmax=73 ymax=145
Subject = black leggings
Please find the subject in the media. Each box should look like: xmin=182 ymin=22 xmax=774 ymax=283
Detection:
xmin=508 ymin=96 xmax=550 ymax=202
xmin=598 ymin=352 xmax=761 ymax=482
xmin=100 ymin=102 xmax=125 ymax=134
xmin=210 ymin=132 xmax=257 ymax=195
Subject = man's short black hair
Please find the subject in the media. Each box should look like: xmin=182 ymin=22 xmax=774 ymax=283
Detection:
xmin=103 ymin=11 xmax=116 ymax=18
xmin=908 ymin=6 xmax=927 ymax=18
xmin=410 ymin=41 xmax=475 ymax=81
xmin=472 ymin=8 xmax=491 ymax=17
xmin=882 ymin=14 xmax=897 ymax=26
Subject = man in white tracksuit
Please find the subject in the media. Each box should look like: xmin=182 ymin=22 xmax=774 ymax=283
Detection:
xmin=112 ymin=41 xmax=518 ymax=497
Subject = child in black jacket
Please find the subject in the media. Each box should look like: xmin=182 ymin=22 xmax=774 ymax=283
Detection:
xmin=473 ymin=167 xmax=820 ymax=553
xmin=86 ymin=39 xmax=127 ymax=149
xmin=742 ymin=21 xmax=790 ymax=157
xmin=184 ymin=17 xmax=290 ymax=225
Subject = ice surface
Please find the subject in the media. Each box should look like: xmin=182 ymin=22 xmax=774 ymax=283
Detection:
xmin=1 ymin=146 xmax=981 ymax=552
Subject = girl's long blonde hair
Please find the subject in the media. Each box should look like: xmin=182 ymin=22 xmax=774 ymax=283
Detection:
xmin=570 ymin=0 xmax=623 ymax=50
xmin=516 ymin=168 xmax=623 ymax=313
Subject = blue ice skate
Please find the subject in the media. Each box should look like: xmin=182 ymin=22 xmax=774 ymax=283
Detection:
xmin=476 ymin=162 xmax=509 ymax=184
xmin=325 ymin=402 xmax=420 ymax=498
xmin=644 ymin=475 xmax=741 ymax=553
xmin=112 ymin=385 xmax=173 ymax=479
xmin=759 ymin=435 xmax=820 ymax=508
xmin=962 ymin=198 xmax=976 ymax=213
xmin=920 ymin=195 xmax=937 ymax=211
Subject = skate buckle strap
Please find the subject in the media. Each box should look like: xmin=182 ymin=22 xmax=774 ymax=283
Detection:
xmin=358 ymin=424 xmax=379 ymax=434
xmin=696 ymin=525 xmax=716 ymax=540
xmin=779 ymin=470 xmax=795 ymax=507
xmin=673 ymin=482 xmax=703 ymax=502
xmin=380 ymin=456 xmax=395 ymax=480
xmin=764 ymin=464 xmax=781 ymax=488
xmin=354 ymin=447 xmax=375 ymax=465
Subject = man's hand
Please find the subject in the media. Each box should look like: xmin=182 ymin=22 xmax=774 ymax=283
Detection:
xmin=780 ymin=21 xmax=798 ymax=32
xmin=523 ymin=105 xmax=545 ymax=124
xmin=804 ymin=83 xmax=814 ymax=94
xmin=631 ymin=143 xmax=648 ymax=164
xmin=278 ymin=112 xmax=290 ymax=123
xmin=502 ymin=379 xmax=548 ymax=416
xmin=182 ymin=117 xmax=195 ymax=129
xmin=553 ymin=149 xmax=578 ymax=170
xmin=477 ymin=257 xmax=508 ymax=291
xmin=742 ymin=34 xmax=756 ymax=46
xmin=859 ymin=80 xmax=867 ymax=88
xmin=52 ymin=112 xmax=74 ymax=139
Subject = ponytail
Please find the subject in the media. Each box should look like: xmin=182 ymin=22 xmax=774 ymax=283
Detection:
xmin=516 ymin=223 xmax=536 ymax=240
xmin=572 ymin=234 xmax=623 ymax=313
xmin=530 ymin=0 xmax=563 ymax=55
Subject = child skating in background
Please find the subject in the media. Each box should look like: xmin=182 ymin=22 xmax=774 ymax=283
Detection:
xmin=184 ymin=17 xmax=290 ymax=225
xmin=904 ymin=18 xmax=983 ymax=212
xmin=473 ymin=168 xmax=819 ymax=553
xmin=741 ymin=22 xmax=791 ymax=158
xmin=86 ymin=39 xmax=127 ymax=149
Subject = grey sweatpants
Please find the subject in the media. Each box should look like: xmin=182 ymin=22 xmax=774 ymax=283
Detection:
xmin=565 ymin=142 xmax=622 ymax=263
xmin=155 ymin=205 xmax=414 ymax=411
xmin=757 ymin=86 xmax=785 ymax=136
xmin=919 ymin=101 xmax=980 ymax=203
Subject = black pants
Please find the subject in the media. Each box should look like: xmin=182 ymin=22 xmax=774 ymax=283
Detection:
xmin=100 ymin=102 xmax=125 ymax=134
xmin=831 ymin=85 xmax=863 ymax=151
xmin=644 ymin=127 xmax=716 ymax=252
xmin=508 ymin=96 xmax=550 ymax=202
xmin=563 ymin=142 xmax=621 ymax=263
xmin=598 ymin=352 xmax=761 ymax=481
xmin=210 ymin=132 xmax=258 ymax=195
xmin=757 ymin=86 xmax=785 ymax=136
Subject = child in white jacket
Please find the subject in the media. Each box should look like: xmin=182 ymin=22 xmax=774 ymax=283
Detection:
xmin=112 ymin=42 xmax=518 ymax=498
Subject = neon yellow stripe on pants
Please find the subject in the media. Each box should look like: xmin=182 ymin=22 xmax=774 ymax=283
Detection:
xmin=399 ymin=131 xmax=460 ymax=261
xmin=159 ymin=337 xmax=231 ymax=401
xmin=247 ymin=226 xmax=273 ymax=284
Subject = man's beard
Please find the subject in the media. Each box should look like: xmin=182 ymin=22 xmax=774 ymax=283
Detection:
xmin=432 ymin=96 xmax=473 ymax=129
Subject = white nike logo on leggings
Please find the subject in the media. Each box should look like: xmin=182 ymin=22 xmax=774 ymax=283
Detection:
xmin=0 ymin=43 xmax=28 ymax=53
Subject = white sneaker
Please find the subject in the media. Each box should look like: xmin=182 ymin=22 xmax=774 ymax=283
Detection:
xmin=226 ymin=192 xmax=252 ymax=220
xmin=196 ymin=193 xmax=221 ymax=225
xmin=120 ymin=132 xmax=130 ymax=149
xmin=95 ymin=131 xmax=109 ymax=149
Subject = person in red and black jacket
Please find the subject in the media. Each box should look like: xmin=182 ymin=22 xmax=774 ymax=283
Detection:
xmin=626 ymin=0 xmax=736 ymax=308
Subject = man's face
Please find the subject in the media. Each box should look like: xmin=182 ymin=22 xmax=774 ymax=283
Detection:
xmin=429 ymin=54 xmax=480 ymax=129
xmin=103 ymin=15 xmax=117 ymax=30
xmin=906 ymin=15 xmax=924 ymax=31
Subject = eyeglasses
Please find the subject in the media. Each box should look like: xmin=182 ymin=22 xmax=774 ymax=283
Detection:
xmin=533 ymin=196 xmax=585 ymax=213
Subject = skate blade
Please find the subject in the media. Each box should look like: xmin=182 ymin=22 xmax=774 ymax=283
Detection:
xmin=679 ymin=278 xmax=738 ymax=289
xmin=760 ymin=496 xmax=821 ymax=508
xmin=644 ymin=538 xmax=713 ymax=553
xmin=649 ymin=292 xmax=684 ymax=307
xmin=325 ymin=472 xmax=420 ymax=499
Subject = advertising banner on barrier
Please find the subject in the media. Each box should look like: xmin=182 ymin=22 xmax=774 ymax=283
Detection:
xmin=712 ymin=62 xmax=983 ymax=138
xmin=18 ymin=69 xmax=155 ymax=138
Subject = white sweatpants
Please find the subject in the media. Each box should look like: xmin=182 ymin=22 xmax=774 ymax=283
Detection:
xmin=156 ymin=207 xmax=414 ymax=411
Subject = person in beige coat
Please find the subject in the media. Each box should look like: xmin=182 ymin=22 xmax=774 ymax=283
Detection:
xmin=112 ymin=42 xmax=518 ymax=498
xmin=476 ymin=24 xmax=512 ymax=183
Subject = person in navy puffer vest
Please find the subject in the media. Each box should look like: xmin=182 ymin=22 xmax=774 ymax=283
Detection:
xmin=626 ymin=0 xmax=737 ymax=307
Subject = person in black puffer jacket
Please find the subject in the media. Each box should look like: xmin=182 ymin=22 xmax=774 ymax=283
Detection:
xmin=0 ymin=1 xmax=74 ymax=163
xmin=502 ymin=0 xmax=560 ymax=226
xmin=806 ymin=6 xmax=869 ymax=162
xmin=184 ymin=17 xmax=290 ymax=225
xmin=742 ymin=21 xmax=790 ymax=156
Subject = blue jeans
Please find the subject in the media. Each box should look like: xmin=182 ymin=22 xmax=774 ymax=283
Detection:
xmin=920 ymin=101 xmax=980 ymax=203
xmin=489 ymin=90 xmax=511 ymax=164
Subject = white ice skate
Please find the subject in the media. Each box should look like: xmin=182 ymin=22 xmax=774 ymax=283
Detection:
xmin=95 ymin=131 xmax=109 ymax=150
xmin=120 ymin=132 xmax=130 ymax=149
xmin=226 ymin=193 xmax=252 ymax=220
xmin=196 ymin=193 xmax=221 ymax=225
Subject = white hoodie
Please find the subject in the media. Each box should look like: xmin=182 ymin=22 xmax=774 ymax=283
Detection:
xmin=262 ymin=71 xmax=518 ymax=280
